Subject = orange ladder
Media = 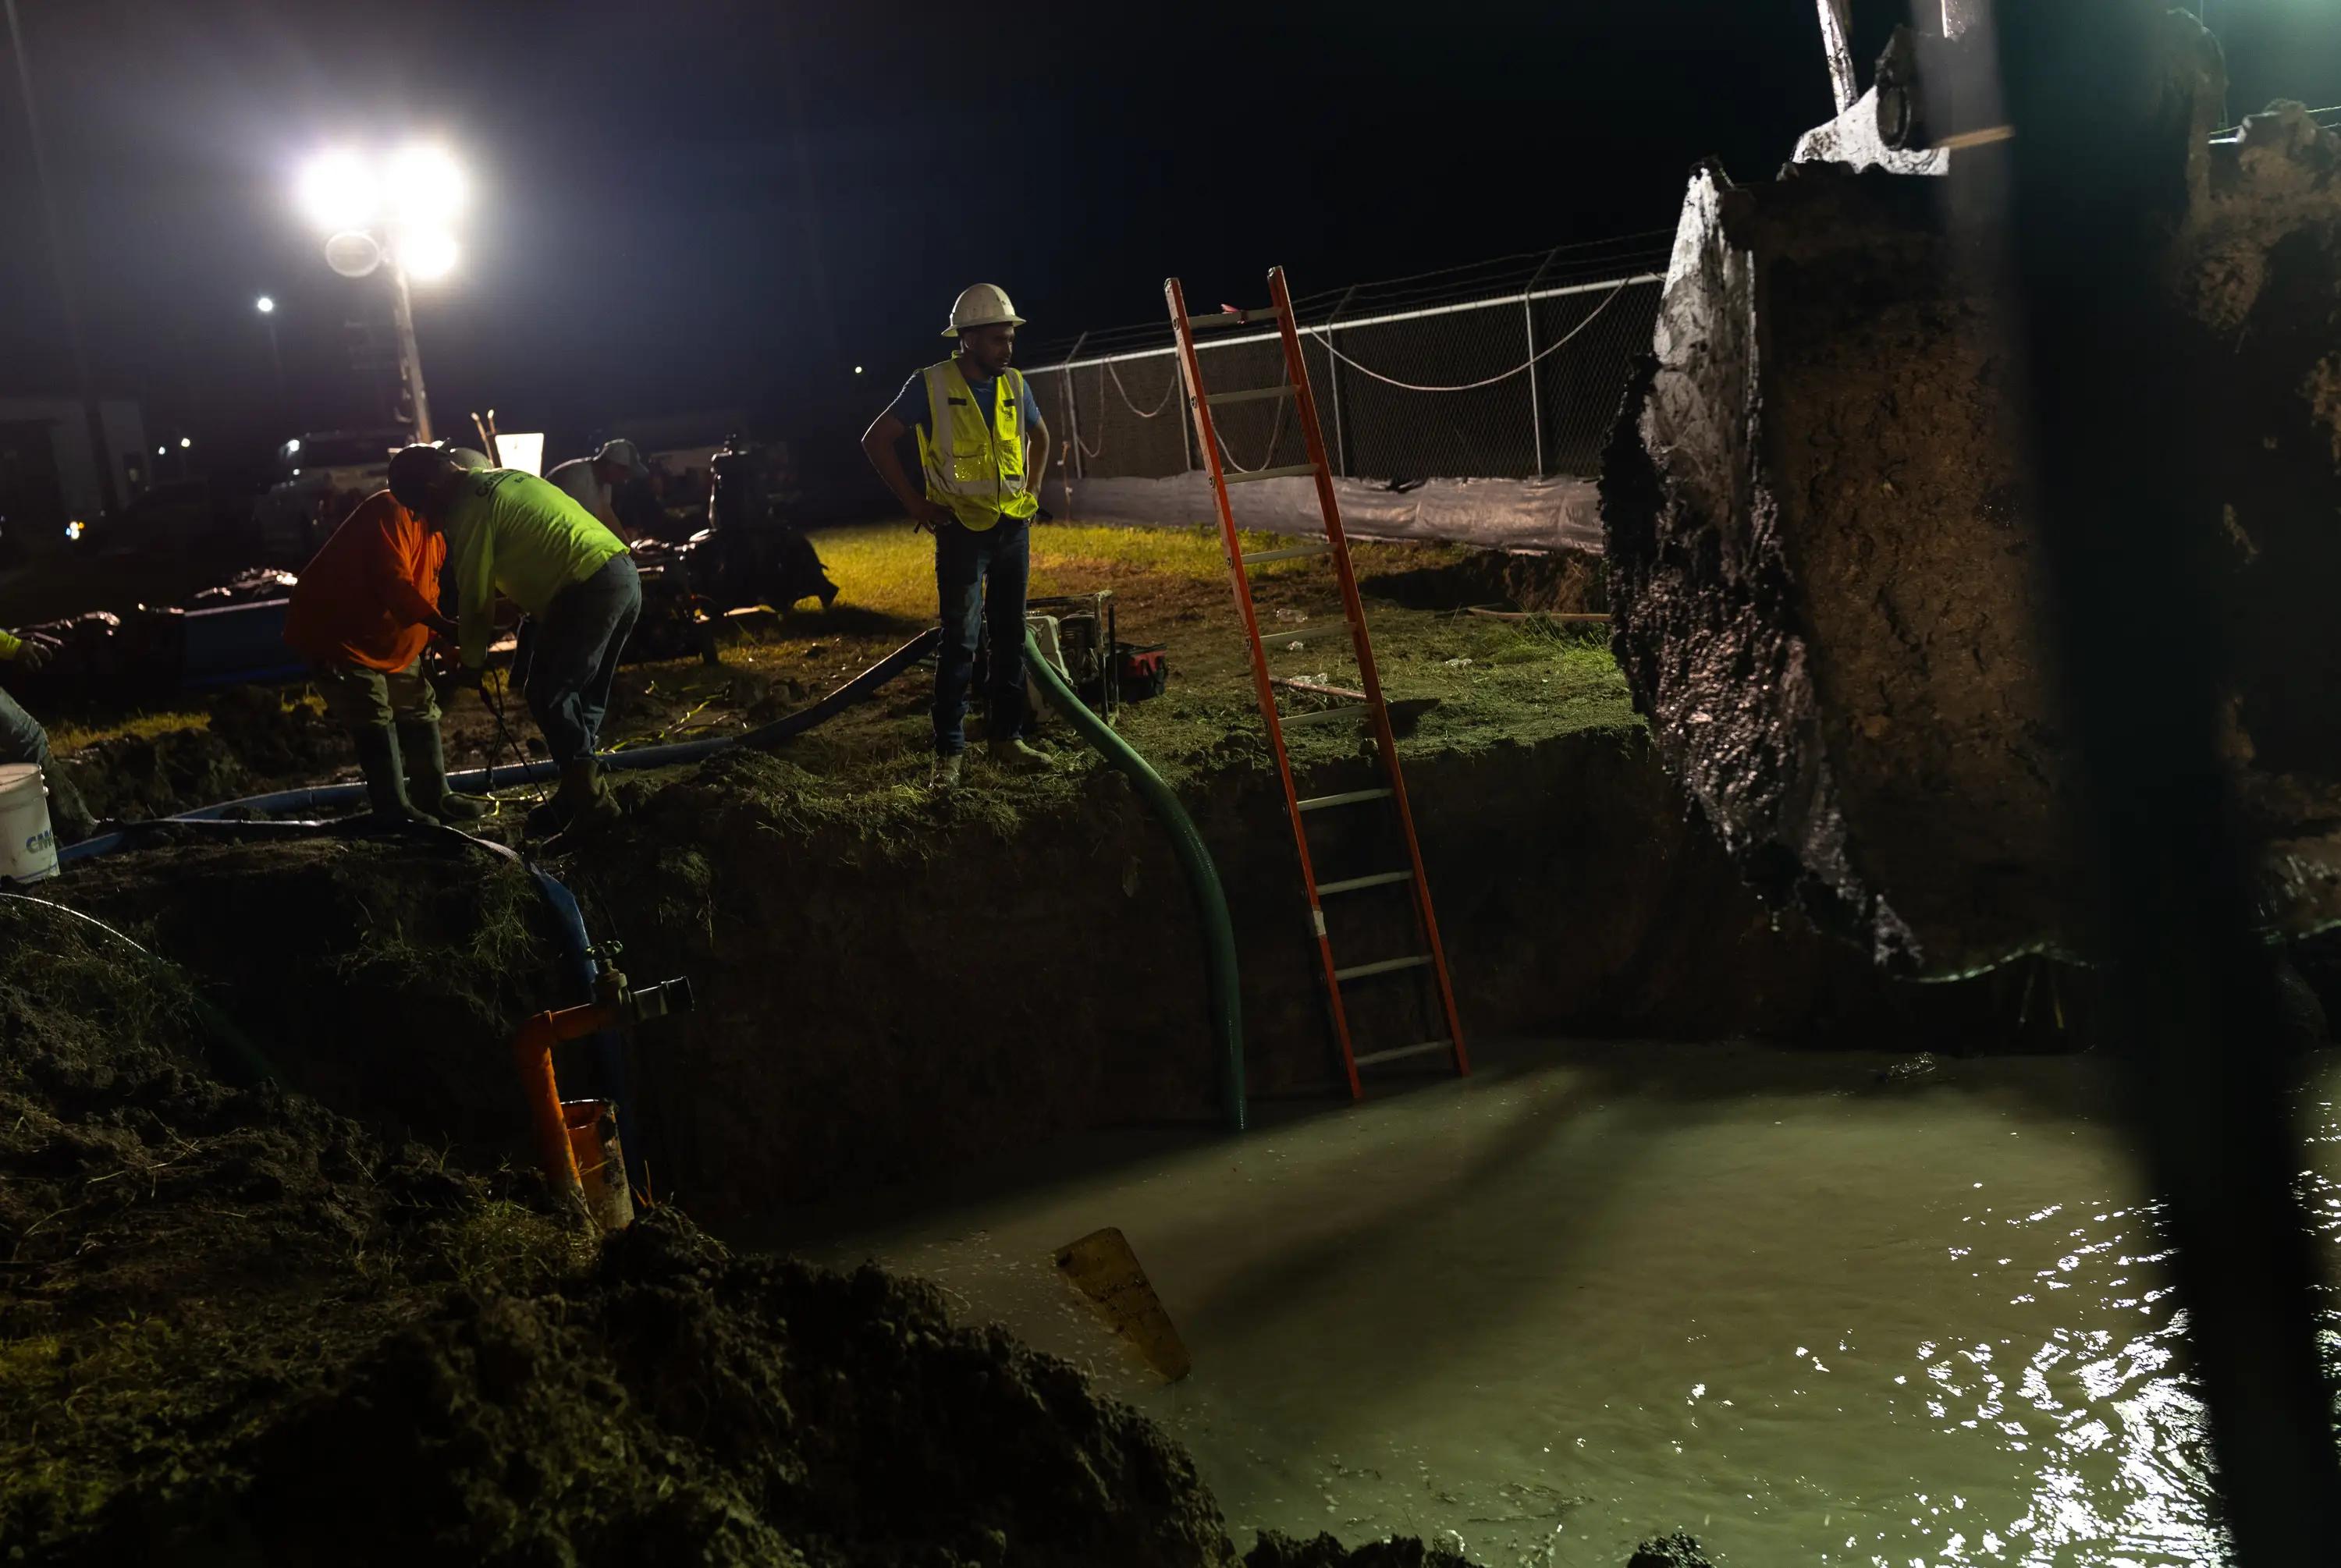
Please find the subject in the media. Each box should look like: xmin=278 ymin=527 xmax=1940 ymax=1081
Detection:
xmin=1165 ymin=265 xmax=1469 ymax=1098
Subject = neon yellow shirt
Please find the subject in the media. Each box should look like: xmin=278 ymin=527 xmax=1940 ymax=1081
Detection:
xmin=442 ymin=470 xmax=628 ymax=669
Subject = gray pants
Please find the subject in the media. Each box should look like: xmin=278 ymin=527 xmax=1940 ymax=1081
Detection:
xmin=312 ymin=657 xmax=442 ymax=731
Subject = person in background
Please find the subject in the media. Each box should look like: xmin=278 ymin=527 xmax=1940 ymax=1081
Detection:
xmin=0 ymin=630 xmax=95 ymax=843
xmin=545 ymin=438 xmax=649 ymax=541
xmin=858 ymin=282 xmax=1052 ymax=789
xmin=282 ymin=471 xmax=488 ymax=825
xmin=386 ymin=445 xmax=639 ymax=839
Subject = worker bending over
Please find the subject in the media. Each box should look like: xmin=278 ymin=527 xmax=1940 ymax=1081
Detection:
xmin=859 ymin=282 xmax=1052 ymax=789
xmin=546 ymin=438 xmax=648 ymax=541
xmin=386 ymin=445 xmax=639 ymax=838
xmin=283 ymin=473 xmax=487 ymax=825
xmin=0 ymin=630 xmax=94 ymax=843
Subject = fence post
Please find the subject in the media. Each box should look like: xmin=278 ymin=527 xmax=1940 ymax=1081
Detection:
xmin=1061 ymin=332 xmax=1089 ymax=484
xmin=1523 ymin=250 xmax=1557 ymax=481
xmin=1523 ymin=297 xmax=1543 ymax=481
xmin=1325 ymin=285 xmax=1357 ymax=477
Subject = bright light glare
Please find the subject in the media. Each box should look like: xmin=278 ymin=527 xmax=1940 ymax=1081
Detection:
xmin=386 ymin=144 xmax=467 ymax=228
xmin=155 ymin=445 xmax=165 ymax=456
xmin=287 ymin=438 xmax=301 ymax=453
xmin=179 ymin=437 xmax=192 ymax=449
xmin=66 ymin=520 xmax=84 ymax=541
xmin=400 ymin=229 xmax=460 ymax=282
xmin=256 ymin=295 xmax=276 ymax=314
xmin=854 ymin=365 xmax=865 ymax=374
xmin=297 ymin=150 xmax=378 ymax=232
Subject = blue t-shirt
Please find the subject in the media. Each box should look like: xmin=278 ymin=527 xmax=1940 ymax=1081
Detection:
xmin=887 ymin=361 xmax=1041 ymax=434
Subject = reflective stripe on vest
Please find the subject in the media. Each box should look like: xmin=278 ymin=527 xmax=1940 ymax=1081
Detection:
xmin=915 ymin=358 xmax=1040 ymax=531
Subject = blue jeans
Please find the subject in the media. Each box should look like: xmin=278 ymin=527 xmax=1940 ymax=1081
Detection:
xmin=932 ymin=518 xmax=1029 ymax=756
xmin=0 ymin=683 xmax=56 ymax=775
xmin=2 ymin=682 xmax=91 ymax=836
xmin=521 ymin=553 xmax=641 ymax=766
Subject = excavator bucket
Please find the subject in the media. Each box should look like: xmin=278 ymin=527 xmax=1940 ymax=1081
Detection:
xmin=1603 ymin=6 xmax=2341 ymax=977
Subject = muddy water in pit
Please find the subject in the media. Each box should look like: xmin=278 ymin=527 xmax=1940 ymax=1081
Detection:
xmin=791 ymin=1041 xmax=2341 ymax=1566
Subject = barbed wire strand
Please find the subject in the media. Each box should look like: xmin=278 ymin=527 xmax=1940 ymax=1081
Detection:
xmin=1301 ymin=279 xmax=1632 ymax=394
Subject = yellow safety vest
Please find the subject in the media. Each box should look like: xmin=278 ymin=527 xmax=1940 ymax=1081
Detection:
xmin=915 ymin=357 xmax=1040 ymax=531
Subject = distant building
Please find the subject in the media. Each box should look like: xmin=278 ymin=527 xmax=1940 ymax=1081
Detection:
xmin=0 ymin=398 xmax=150 ymax=532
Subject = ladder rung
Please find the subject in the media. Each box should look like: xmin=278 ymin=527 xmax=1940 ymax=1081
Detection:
xmin=1223 ymin=463 xmax=1318 ymax=484
xmin=1334 ymin=954 xmax=1433 ymax=982
xmin=1353 ymin=1039 xmax=1454 ymax=1069
xmin=1188 ymin=307 xmax=1276 ymax=331
xmin=1316 ymin=870 xmax=1414 ymax=896
xmin=1296 ymin=788 xmax=1391 ymax=811
xmin=1207 ymin=385 xmax=1297 ymax=406
xmin=1244 ymin=542 xmax=1330 ymax=565
xmin=1283 ymin=703 xmax=1363 ymax=726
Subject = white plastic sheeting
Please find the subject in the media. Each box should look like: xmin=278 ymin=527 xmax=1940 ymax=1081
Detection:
xmin=1053 ymin=472 xmax=1602 ymax=555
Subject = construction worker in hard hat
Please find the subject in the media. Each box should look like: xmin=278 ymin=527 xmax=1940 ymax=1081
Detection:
xmin=860 ymin=282 xmax=1053 ymax=789
xmin=546 ymin=438 xmax=649 ymax=541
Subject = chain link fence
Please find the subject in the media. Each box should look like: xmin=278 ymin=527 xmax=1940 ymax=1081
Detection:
xmin=1023 ymin=234 xmax=1668 ymax=508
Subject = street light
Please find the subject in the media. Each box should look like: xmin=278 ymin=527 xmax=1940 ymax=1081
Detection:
xmin=178 ymin=436 xmax=190 ymax=449
xmin=294 ymin=142 xmax=467 ymax=444
xmin=255 ymin=294 xmax=285 ymax=416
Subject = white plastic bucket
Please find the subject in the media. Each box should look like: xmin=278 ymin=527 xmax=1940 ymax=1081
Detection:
xmin=0 ymin=763 xmax=60 ymax=883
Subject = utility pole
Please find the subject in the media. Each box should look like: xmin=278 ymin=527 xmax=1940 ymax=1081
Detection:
xmin=6 ymin=0 xmax=120 ymax=518
xmin=387 ymin=257 xmax=434 ymax=445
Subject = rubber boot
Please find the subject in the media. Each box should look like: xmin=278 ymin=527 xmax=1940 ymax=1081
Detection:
xmin=43 ymin=762 xmax=98 ymax=845
xmin=398 ymin=720 xmax=487 ymax=823
xmin=353 ymin=724 xmax=422 ymax=825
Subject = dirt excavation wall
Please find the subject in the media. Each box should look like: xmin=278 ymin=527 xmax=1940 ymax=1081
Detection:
xmin=7 ymin=761 xmax=1764 ymax=1566
xmin=1604 ymin=16 xmax=2341 ymax=978
xmin=7 ymin=899 xmax=1554 ymax=1566
xmin=59 ymin=722 xmax=1956 ymax=1227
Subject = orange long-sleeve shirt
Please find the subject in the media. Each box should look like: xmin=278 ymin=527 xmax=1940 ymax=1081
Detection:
xmin=283 ymin=490 xmax=446 ymax=672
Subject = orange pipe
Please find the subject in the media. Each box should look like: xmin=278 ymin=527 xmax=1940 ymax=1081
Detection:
xmin=510 ymin=999 xmax=626 ymax=1197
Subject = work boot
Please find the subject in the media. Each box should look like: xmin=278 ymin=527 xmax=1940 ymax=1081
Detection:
xmin=539 ymin=760 xmax=622 ymax=850
xmin=398 ymin=720 xmax=487 ymax=824
xmin=353 ymin=723 xmax=423 ymax=825
xmin=930 ymin=753 xmax=964 ymax=791
xmin=988 ymin=736 xmax=1053 ymax=773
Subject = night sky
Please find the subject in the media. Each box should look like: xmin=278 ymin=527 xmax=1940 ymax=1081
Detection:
xmin=2 ymin=1 xmax=2335 ymax=478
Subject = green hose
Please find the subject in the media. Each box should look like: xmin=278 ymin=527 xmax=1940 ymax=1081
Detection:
xmin=1023 ymin=629 xmax=1245 ymax=1131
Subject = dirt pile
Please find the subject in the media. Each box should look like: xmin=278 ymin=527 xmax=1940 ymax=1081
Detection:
xmin=0 ymin=872 xmax=1572 ymax=1568
xmin=1603 ymin=9 xmax=2341 ymax=977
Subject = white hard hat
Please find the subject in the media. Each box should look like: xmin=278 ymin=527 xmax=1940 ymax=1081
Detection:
xmin=943 ymin=282 xmax=1026 ymax=337
xmin=593 ymin=438 xmax=648 ymax=477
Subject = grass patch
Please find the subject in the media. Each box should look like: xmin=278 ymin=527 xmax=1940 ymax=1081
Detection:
xmin=48 ymin=708 xmax=210 ymax=756
xmin=805 ymin=520 xmax=1480 ymax=620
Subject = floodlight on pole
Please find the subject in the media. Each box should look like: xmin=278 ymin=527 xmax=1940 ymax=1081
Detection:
xmin=400 ymin=229 xmax=459 ymax=283
xmin=295 ymin=141 xmax=467 ymax=444
xmin=255 ymin=294 xmax=275 ymax=314
xmin=297 ymin=150 xmax=378 ymax=233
